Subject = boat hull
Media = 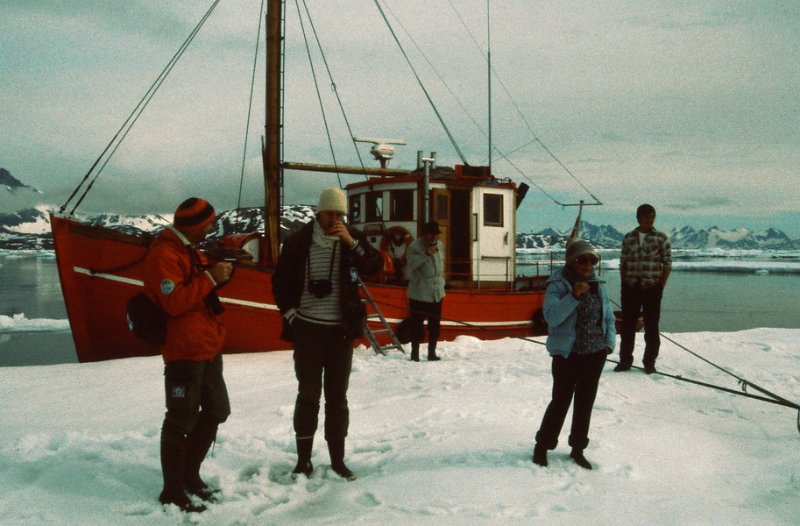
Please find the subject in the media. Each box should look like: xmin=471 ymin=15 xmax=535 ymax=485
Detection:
xmin=51 ymin=215 xmax=546 ymax=362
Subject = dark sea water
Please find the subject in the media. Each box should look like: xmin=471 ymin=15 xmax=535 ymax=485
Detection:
xmin=1 ymin=251 xmax=799 ymax=366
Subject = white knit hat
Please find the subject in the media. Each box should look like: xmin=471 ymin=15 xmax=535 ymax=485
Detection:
xmin=316 ymin=187 xmax=347 ymax=214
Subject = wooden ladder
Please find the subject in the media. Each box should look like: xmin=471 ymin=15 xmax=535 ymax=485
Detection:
xmin=356 ymin=276 xmax=405 ymax=355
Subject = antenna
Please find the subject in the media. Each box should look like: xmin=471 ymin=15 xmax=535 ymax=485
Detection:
xmin=353 ymin=136 xmax=407 ymax=168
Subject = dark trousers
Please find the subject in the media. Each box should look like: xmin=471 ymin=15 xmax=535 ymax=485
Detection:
xmin=620 ymin=284 xmax=663 ymax=367
xmin=409 ymin=298 xmax=442 ymax=357
xmin=292 ymin=318 xmax=354 ymax=441
xmin=162 ymin=354 xmax=231 ymax=444
xmin=535 ymin=352 xmax=606 ymax=451
xmin=160 ymin=354 xmax=230 ymax=492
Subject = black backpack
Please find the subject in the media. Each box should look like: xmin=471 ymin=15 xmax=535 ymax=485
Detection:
xmin=396 ymin=317 xmax=424 ymax=344
xmin=126 ymin=292 xmax=168 ymax=345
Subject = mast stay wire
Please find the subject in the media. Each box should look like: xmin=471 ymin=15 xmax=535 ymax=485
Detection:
xmin=373 ymin=0 xmax=469 ymax=166
xmin=298 ymin=0 xmax=374 ymax=182
xmin=294 ymin=0 xmax=343 ymax=189
xmin=380 ymin=0 xmax=600 ymax=208
xmin=443 ymin=0 xmax=602 ymax=207
xmin=377 ymin=4 xmax=570 ymax=208
xmin=294 ymin=0 xmax=397 ymax=231
xmin=62 ymin=0 xmax=224 ymax=216
xmin=234 ymin=0 xmax=267 ymax=232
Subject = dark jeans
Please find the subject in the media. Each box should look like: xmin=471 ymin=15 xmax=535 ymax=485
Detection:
xmin=535 ymin=352 xmax=606 ymax=451
xmin=292 ymin=318 xmax=354 ymax=441
xmin=161 ymin=354 xmax=231 ymax=445
xmin=409 ymin=298 xmax=442 ymax=357
xmin=620 ymin=284 xmax=663 ymax=367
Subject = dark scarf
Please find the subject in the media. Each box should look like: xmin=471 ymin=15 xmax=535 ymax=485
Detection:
xmin=563 ymin=266 xmax=604 ymax=355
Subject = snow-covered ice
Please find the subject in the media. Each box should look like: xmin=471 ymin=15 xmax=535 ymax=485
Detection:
xmin=0 ymin=329 xmax=798 ymax=525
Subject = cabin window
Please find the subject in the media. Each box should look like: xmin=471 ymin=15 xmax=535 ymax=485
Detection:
xmin=366 ymin=191 xmax=383 ymax=222
xmin=390 ymin=190 xmax=414 ymax=221
xmin=348 ymin=195 xmax=361 ymax=223
xmin=483 ymin=193 xmax=503 ymax=227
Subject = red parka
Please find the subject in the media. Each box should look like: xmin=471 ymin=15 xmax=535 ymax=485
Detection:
xmin=143 ymin=226 xmax=225 ymax=363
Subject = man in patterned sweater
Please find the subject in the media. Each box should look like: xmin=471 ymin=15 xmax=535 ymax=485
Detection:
xmin=617 ymin=204 xmax=672 ymax=374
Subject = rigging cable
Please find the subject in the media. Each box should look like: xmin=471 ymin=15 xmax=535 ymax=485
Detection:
xmin=381 ymin=1 xmax=599 ymax=208
xmin=62 ymin=0 xmax=223 ymax=216
xmin=366 ymin=293 xmax=800 ymax=432
xmin=446 ymin=0 xmax=603 ymax=206
xmin=298 ymin=0 xmax=370 ymax=180
xmin=295 ymin=0 xmax=342 ymax=189
xmin=373 ymin=0 xmax=469 ymax=166
xmin=234 ymin=0 xmax=267 ymax=233
xmin=378 ymin=3 xmax=585 ymax=211
xmin=295 ymin=0 xmax=395 ymax=233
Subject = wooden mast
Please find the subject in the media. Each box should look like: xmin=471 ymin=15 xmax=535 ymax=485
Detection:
xmin=263 ymin=0 xmax=283 ymax=265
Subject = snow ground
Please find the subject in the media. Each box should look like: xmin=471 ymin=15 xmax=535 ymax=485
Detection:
xmin=0 ymin=329 xmax=798 ymax=525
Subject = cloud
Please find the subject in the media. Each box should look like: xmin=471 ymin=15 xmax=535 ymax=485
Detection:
xmin=2 ymin=0 xmax=799 ymax=235
xmin=667 ymin=196 xmax=733 ymax=212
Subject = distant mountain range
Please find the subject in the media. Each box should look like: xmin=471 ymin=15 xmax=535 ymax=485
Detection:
xmin=517 ymin=222 xmax=800 ymax=251
xmin=2 ymin=205 xmax=799 ymax=252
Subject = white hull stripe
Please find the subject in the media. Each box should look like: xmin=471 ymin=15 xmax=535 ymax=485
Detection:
xmin=368 ymin=319 xmax=532 ymax=327
xmin=72 ymin=266 xmax=528 ymax=325
xmin=73 ymin=266 xmax=279 ymax=311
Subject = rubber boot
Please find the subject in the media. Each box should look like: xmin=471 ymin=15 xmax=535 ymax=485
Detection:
xmin=532 ymin=443 xmax=548 ymax=467
xmin=160 ymin=438 xmax=205 ymax=513
xmin=427 ymin=341 xmax=440 ymax=361
xmin=292 ymin=436 xmax=314 ymax=477
xmin=410 ymin=344 xmax=420 ymax=362
xmin=327 ymin=439 xmax=357 ymax=481
xmin=570 ymin=448 xmax=593 ymax=470
xmin=183 ymin=419 xmax=220 ymax=502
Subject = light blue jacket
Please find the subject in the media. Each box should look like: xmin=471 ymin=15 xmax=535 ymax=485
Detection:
xmin=407 ymin=237 xmax=446 ymax=303
xmin=543 ymin=267 xmax=616 ymax=358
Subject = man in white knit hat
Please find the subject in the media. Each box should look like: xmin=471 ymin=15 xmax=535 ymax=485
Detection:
xmin=273 ymin=187 xmax=382 ymax=481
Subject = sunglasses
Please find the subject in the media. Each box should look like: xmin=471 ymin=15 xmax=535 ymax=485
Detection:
xmin=574 ymin=255 xmax=599 ymax=266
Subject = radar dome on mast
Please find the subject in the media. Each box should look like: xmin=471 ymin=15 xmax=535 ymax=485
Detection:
xmin=353 ymin=136 xmax=406 ymax=168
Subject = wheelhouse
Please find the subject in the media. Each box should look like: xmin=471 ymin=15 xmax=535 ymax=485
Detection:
xmin=346 ymin=158 xmax=521 ymax=289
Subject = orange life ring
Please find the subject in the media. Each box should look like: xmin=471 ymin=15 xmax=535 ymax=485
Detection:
xmin=380 ymin=226 xmax=412 ymax=256
xmin=380 ymin=226 xmax=412 ymax=280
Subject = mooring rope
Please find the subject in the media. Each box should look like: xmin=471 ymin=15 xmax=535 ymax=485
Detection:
xmin=367 ymin=293 xmax=800 ymax=433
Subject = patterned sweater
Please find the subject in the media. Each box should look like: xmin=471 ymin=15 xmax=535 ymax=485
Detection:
xmin=620 ymin=228 xmax=672 ymax=288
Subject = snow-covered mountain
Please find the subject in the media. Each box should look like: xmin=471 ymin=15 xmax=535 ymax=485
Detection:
xmin=0 ymin=168 xmax=40 ymax=194
xmin=0 ymin=204 xmax=318 ymax=251
xmin=516 ymin=222 xmax=625 ymax=250
xmin=0 ymin=168 xmax=45 ymax=215
xmin=210 ymin=204 xmax=314 ymax=240
xmin=668 ymin=225 xmax=798 ymax=250
xmin=517 ymin=221 xmax=800 ymax=251
xmin=1 ymin=207 xmax=799 ymax=251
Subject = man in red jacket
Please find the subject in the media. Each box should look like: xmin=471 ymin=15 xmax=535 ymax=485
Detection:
xmin=144 ymin=197 xmax=233 ymax=512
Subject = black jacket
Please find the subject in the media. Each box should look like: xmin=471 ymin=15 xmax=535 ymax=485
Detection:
xmin=272 ymin=221 xmax=383 ymax=341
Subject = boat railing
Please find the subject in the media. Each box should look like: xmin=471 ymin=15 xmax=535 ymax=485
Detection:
xmin=440 ymin=253 xmax=556 ymax=291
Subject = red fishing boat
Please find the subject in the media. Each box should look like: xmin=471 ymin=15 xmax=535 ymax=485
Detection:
xmin=51 ymin=0 xmax=595 ymax=362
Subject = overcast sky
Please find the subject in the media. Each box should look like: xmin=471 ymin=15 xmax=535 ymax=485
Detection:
xmin=2 ymin=1 xmax=799 ymax=236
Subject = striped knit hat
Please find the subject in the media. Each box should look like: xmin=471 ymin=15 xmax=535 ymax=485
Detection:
xmin=174 ymin=197 xmax=216 ymax=232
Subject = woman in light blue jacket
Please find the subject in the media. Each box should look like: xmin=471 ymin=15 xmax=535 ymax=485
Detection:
xmin=532 ymin=238 xmax=615 ymax=470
